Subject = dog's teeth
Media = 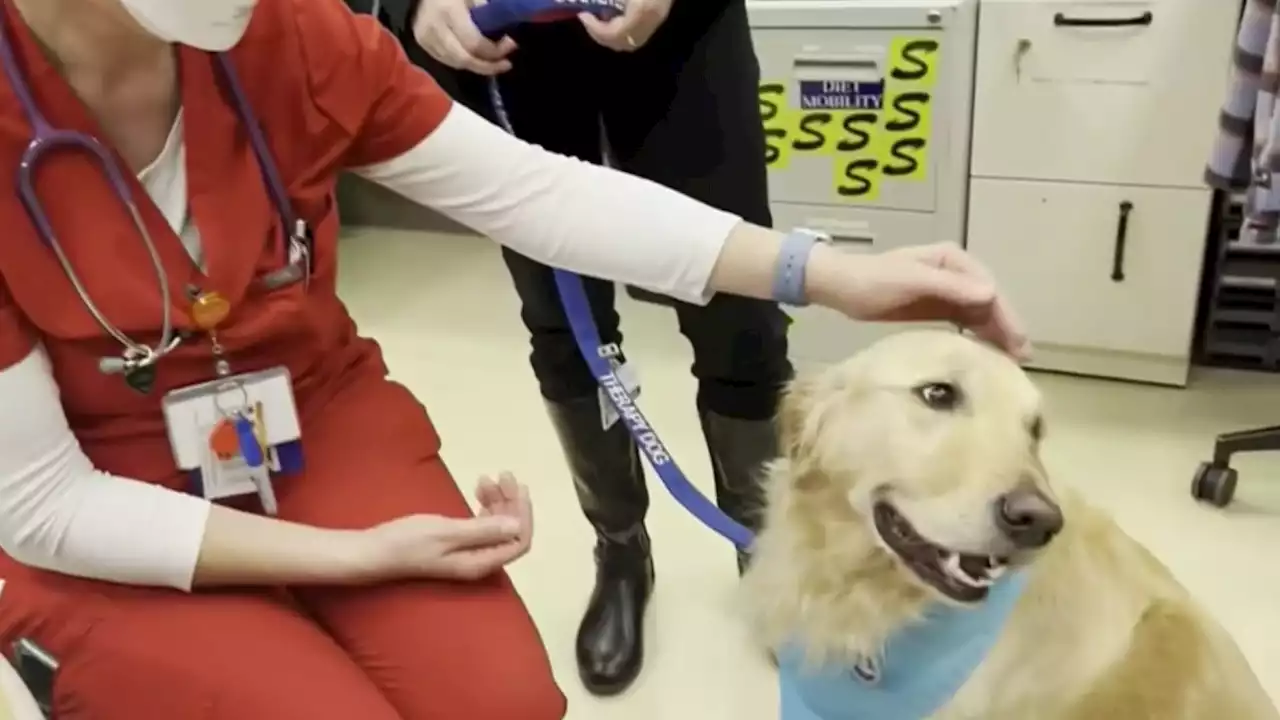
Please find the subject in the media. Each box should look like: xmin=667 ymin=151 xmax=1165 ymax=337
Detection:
xmin=985 ymin=564 xmax=1007 ymax=580
xmin=942 ymin=553 xmax=993 ymax=589
xmin=966 ymin=572 xmax=994 ymax=588
xmin=942 ymin=553 xmax=963 ymax=581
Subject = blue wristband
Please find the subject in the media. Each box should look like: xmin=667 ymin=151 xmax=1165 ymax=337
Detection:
xmin=772 ymin=229 xmax=825 ymax=307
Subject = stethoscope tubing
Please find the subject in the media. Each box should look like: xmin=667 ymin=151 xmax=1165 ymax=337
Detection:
xmin=0 ymin=9 xmax=176 ymax=372
xmin=0 ymin=14 xmax=306 ymax=377
xmin=17 ymin=138 xmax=176 ymax=370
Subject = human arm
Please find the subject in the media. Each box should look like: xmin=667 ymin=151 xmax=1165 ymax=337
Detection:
xmin=408 ymin=0 xmax=669 ymax=62
xmin=0 ymin=344 xmax=530 ymax=590
xmin=0 ymin=345 xmax=378 ymax=589
xmin=308 ymin=0 xmax=1027 ymax=351
xmin=578 ymin=0 xmax=673 ymax=51
xmin=411 ymin=0 xmax=516 ymax=75
xmin=350 ymin=104 xmax=1026 ymax=352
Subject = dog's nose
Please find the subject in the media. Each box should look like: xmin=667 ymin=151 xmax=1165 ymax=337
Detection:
xmin=994 ymin=483 xmax=1063 ymax=549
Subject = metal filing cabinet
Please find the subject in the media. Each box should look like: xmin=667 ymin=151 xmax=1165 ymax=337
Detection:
xmin=748 ymin=0 xmax=979 ymax=367
xmin=965 ymin=0 xmax=1239 ymax=386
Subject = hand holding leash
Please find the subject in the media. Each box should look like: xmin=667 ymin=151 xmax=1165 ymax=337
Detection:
xmin=470 ymin=0 xmax=624 ymax=37
xmin=579 ymin=0 xmax=672 ymax=51
xmin=414 ymin=0 xmax=517 ymax=75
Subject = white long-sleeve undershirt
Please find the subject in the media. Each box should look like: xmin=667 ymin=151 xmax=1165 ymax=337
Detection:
xmin=0 ymin=102 xmax=741 ymax=590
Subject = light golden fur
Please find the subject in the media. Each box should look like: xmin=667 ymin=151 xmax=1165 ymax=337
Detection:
xmin=743 ymin=331 xmax=1277 ymax=720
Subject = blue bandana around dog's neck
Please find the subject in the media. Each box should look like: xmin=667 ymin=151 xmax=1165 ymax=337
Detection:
xmin=777 ymin=571 xmax=1029 ymax=720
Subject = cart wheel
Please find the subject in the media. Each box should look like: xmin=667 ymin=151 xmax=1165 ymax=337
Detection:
xmin=1191 ymin=462 xmax=1238 ymax=508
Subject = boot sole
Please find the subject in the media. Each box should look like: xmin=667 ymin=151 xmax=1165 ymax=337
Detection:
xmin=579 ymin=668 xmax=644 ymax=697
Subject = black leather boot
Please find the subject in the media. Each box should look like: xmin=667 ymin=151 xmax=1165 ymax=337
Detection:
xmin=546 ymin=397 xmax=654 ymax=697
xmin=700 ymin=409 xmax=778 ymax=574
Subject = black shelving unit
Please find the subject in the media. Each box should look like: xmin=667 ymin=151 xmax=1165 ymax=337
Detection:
xmin=1198 ymin=193 xmax=1280 ymax=371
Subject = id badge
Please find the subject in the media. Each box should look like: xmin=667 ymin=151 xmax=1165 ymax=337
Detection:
xmin=600 ymin=361 xmax=640 ymax=430
xmin=161 ymin=367 xmax=303 ymax=512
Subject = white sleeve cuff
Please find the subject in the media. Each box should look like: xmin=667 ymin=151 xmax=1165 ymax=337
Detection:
xmin=0 ymin=347 xmax=210 ymax=591
xmin=352 ymin=103 xmax=742 ymax=305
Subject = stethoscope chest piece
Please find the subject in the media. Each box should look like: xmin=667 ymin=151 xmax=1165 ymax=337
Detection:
xmin=99 ymin=342 xmax=174 ymax=395
xmin=0 ymin=20 xmax=312 ymax=393
xmin=124 ymin=365 xmax=157 ymax=394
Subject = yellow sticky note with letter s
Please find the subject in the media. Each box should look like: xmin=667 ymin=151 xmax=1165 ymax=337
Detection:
xmin=887 ymin=37 xmax=940 ymax=90
xmin=830 ymin=110 xmax=886 ymax=203
xmin=880 ymin=91 xmax=932 ymax=181
xmin=758 ymin=82 xmax=796 ymax=170
xmin=881 ymin=36 xmax=940 ymax=182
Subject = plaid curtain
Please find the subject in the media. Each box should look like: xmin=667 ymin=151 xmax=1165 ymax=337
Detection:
xmin=1207 ymin=0 xmax=1280 ymax=245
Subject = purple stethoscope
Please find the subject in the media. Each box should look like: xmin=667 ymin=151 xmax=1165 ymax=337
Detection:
xmin=471 ymin=0 xmax=756 ymax=550
xmin=0 ymin=8 xmax=310 ymax=394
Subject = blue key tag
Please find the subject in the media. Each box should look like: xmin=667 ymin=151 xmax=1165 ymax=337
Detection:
xmin=162 ymin=367 xmax=303 ymax=505
xmin=234 ymin=414 xmax=264 ymax=467
xmin=233 ymin=411 xmax=278 ymax=516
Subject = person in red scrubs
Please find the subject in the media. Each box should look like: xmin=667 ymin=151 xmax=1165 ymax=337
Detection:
xmin=0 ymin=0 xmax=1028 ymax=717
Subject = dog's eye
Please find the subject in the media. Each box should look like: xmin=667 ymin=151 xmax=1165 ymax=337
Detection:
xmin=914 ymin=382 xmax=962 ymax=411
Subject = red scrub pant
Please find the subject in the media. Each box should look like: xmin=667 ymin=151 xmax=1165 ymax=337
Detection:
xmin=0 ymin=375 xmax=566 ymax=719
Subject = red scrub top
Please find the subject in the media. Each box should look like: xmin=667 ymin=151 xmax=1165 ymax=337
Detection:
xmin=0 ymin=0 xmax=451 ymax=486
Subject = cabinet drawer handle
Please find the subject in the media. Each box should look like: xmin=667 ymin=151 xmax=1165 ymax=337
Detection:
xmin=830 ymin=233 xmax=875 ymax=247
xmin=1111 ymin=201 xmax=1133 ymax=283
xmin=1053 ymin=11 xmax=1153 ymax=28
xmin=793 ymin=55 xmax=880 ymax=71
xmin=803 ymin=219 xmax=874 ymax=249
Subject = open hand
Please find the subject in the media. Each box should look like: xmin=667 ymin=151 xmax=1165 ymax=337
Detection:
xmin=473 ymin=471 xmax=533 ymax=552
xmin=579 ymin=0 xmax=672 ymax=51
xmin=413 ymin=0 xmax=517 ymax=75
xmin=821 ymin=243 xmax=1030 ymax=360
xmin=364 ymin=473 xmax=533 ymax=582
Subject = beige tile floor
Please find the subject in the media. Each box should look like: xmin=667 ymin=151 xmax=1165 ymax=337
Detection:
xmin=338 ymin=227 xmax=1280 ymax=718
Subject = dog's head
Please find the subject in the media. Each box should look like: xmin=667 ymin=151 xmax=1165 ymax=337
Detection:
xmin=774 ymin=330 xmax=1061 ymax=606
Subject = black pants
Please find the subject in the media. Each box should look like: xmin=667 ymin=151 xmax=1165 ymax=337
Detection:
xmin=405 ymin=0 xmax=792 ymax=419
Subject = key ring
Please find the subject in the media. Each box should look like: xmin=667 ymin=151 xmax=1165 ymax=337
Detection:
xmin=128 ymin=334 xmax=183 ymax=367
xmin=97 ymin=345 xmax=156 ymax=375
xmin=212 ymin=380 xmax=251 ymax=418
xmin=122 ymin=346 xmax=155 ymax=368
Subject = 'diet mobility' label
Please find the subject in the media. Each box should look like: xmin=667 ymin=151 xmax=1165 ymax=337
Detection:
xmin=760 ymin=37 xmax=940 ymax=203
xmin=797 ymin=80 xmax=885 ymax=110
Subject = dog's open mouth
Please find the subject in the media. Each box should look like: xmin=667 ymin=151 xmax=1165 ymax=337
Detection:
xmin=872 ymin=501 xmax=1008 ymax=604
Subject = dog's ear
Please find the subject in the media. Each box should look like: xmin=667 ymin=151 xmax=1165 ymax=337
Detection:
xmin=777 ymin=375 xmax=819 ymax=459
xmin=778 ymin=375 xmax=839 ymax=494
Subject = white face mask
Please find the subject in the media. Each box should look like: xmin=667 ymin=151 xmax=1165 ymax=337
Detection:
xmin=118 ymin=0 xmax=259 ymax=52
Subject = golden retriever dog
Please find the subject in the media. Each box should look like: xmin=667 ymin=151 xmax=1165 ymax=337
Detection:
xmin=743 ymin=330 xmax=1277 ymax=720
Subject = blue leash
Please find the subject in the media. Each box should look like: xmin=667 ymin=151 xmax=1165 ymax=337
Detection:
xmin=472 ymin=0 xmax=755 ymax=550
xmin=468 ymin=7 xmax=1027 ymax=718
